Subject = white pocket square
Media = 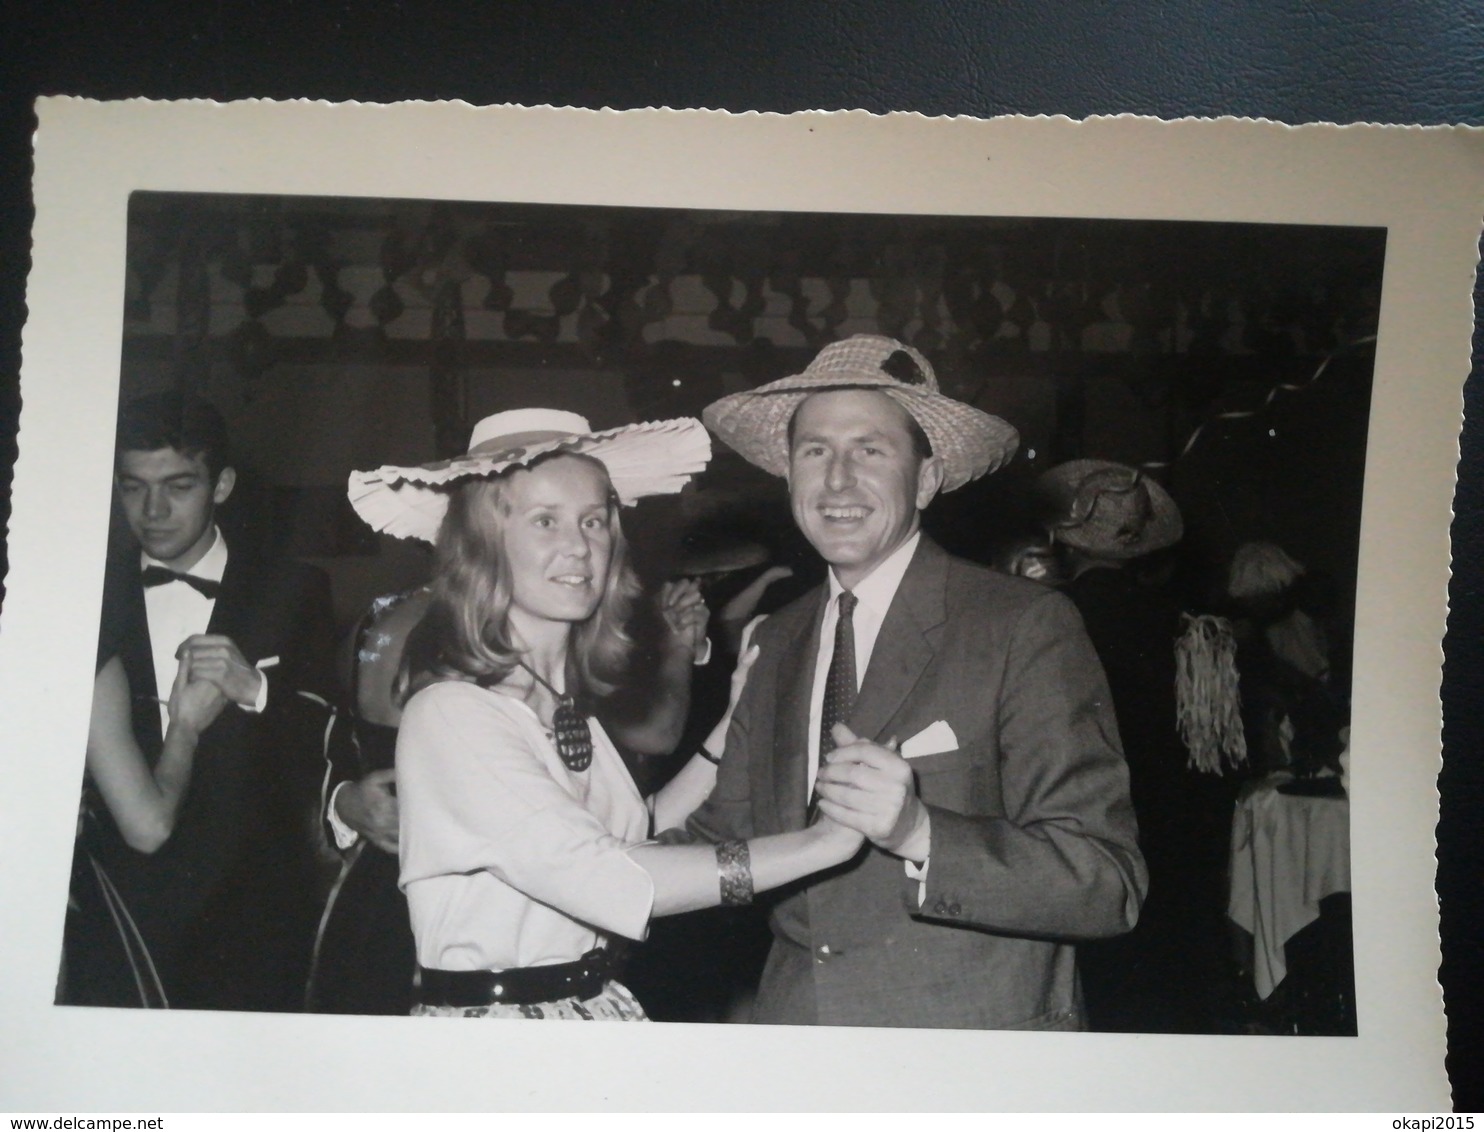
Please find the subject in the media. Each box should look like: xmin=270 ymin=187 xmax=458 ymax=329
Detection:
xmin=900 ymin=720 xmax=958 ymax=759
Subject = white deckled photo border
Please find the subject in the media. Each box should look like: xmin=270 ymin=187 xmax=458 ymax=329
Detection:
xmin=2 ymin=100 xmax=1479 ymax=1111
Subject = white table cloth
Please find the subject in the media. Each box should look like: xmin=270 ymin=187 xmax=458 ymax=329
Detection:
xmin=1227 ymin=773 xmax=1351 ymax=999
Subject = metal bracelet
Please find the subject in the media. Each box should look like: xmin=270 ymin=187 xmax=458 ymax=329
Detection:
xmin=715 ymin=839 xmax=754 ymax=906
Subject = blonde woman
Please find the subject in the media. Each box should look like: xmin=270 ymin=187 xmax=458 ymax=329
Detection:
xmin=348 ymin=410 xmax=862 ymax=1019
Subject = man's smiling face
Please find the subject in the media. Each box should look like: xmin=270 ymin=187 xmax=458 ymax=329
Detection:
xmin=786 ymin=389 xmax=942 ymax=590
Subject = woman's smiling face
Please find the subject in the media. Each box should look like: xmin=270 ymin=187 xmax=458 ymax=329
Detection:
xmin=500 ymin=455 xmax=616 ymax=630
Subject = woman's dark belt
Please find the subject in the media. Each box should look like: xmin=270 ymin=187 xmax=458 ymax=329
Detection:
xmin=416 ymin=948 xmax=614 ymax=1008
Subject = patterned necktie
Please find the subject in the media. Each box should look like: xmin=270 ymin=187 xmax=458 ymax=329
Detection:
xmin=820 ymin=590 xmax=859 ymax=763
xmin=140 ymin=564 xmax=221 ymax=600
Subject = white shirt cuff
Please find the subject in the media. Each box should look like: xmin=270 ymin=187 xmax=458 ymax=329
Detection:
xmin=327 ymin=780 xmax=361 ymax=850
xmin=240 ymin=669 xmax=270 ymax=714
xmin=692 ymin=637 xmax=712 ymax=667
xmin=904 ymin=857 xmax=930 ymax=908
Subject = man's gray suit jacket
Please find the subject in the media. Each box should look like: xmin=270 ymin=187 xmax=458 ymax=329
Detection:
xmin=686 ymin=537 xmax=1148 ymax=1029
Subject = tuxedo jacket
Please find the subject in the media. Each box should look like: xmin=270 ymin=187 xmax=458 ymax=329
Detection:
xmin=686 ymin=537 xmax=1147 ymax=1029
xmin=70 ymin=535 xmax=339 ymax=1012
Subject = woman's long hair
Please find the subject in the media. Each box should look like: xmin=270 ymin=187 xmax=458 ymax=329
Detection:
xmin=397 ymin=453 xmax=641 ymax=706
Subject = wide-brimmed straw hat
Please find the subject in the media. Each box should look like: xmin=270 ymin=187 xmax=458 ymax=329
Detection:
xmin=702 ymin=334 xmax=1019 ymax=492
xmin=1036 ymin=458 xmax=1183 ymax=559
xmin=348 ymin=408 xmax=712 ymax=543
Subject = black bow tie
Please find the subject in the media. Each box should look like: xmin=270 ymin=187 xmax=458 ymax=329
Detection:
xmin=141 ymin=565 xmax=222 ymax=600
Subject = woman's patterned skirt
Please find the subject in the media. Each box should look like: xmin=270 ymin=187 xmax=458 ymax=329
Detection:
xmin=410 ymin=979 xmax=649 ymax=1020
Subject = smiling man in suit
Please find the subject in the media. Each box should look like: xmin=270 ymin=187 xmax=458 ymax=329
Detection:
xmin=62 ymin=391 xmax=337 ymax=1012
xmin=694 ymin=335 xmax=1146 ymax=1029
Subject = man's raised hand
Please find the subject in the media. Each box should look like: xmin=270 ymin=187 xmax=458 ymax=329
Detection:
xmin=178 ymin=633 xmax=264 ymax=708
xmin=167 ymin=654 xmax=229 ymax=738
xmin=335 ymin=769 xmax=400 ymax=854
xmin=658 ymin=577 xmax=710 ymax=657
xmin=814 ymin=722 xmax=931 ymax=863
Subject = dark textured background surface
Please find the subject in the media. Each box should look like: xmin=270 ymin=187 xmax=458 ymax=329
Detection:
xmin=2 ymin=0 xmax=1481 ymax=1108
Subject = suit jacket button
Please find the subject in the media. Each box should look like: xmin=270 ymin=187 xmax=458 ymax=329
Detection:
xmin=949 ymin=902 xmax=962 ymax=916
xmin=934 ymin=900 xmax=949 ymax=914
xmin=816 ymin=944 xmax=831 ymax=961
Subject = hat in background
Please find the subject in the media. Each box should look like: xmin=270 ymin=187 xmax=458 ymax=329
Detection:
xmin=1038 ymin=458 xmax=1183 ymax=559
xmin=348 ymin=408 xmax=712 ymax=543
xmin=1226 ymin=540 xmax=1306 ymax=599
xmin=702 ymin=334 xmax=1019 ymax=492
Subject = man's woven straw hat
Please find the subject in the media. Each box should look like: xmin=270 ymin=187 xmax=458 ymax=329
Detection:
xmin=702 ymin=334 xmax=1018 ymax=492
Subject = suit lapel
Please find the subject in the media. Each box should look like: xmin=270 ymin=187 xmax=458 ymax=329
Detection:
xmin=205 ymin=540 xmax=279 ymax=664
xmin=770 ymin=589 xmax=827 ymax=832
xmin=118 ymin=577 xmax=157 ymax=703
xmin=848 ymin=538 xmax=949 ymax=744
xmin=206 ymin=543 xmax=251 ymax=645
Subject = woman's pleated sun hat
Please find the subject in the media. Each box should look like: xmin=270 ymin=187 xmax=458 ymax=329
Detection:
xmin=702 ymin=334 xmax=1019 ymax=492
xmin=348 ymin=408 xmax=712 ymax=543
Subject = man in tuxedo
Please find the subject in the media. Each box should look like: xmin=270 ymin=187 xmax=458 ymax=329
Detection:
xmin=64 ymin=391 xmax=337 ymax=1012
xmin=693 ymin=335 xmax=1147 ymax=1029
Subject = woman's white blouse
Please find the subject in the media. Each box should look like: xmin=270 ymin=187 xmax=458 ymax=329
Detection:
xmin=397 ymin=680 xmax=655 ymax=972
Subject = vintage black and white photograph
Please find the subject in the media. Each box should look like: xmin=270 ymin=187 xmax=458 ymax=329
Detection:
xmin=2 ymin=103 xmax=1474 ymax=1110
xmin=58 ymin=189 xmax=1379 ymax=1037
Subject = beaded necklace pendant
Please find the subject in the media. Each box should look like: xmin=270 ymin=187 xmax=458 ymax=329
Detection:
xmin=514 ymin=661 xmax=593 ymax=772
xmin=549 ymin=695 xmax=593 ymax=772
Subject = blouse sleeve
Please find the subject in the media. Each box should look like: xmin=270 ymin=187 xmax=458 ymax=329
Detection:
xmin=396 ymin=681 xmax=654 ymax=941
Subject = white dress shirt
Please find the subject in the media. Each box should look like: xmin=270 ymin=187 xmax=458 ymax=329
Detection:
xmin=806 ymin=530 xmax=921 ymax=795
xmin=141 ymin=528 xmax=266 ymax=732
xmin=805 ymin=531 xmax=930 ymax=892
